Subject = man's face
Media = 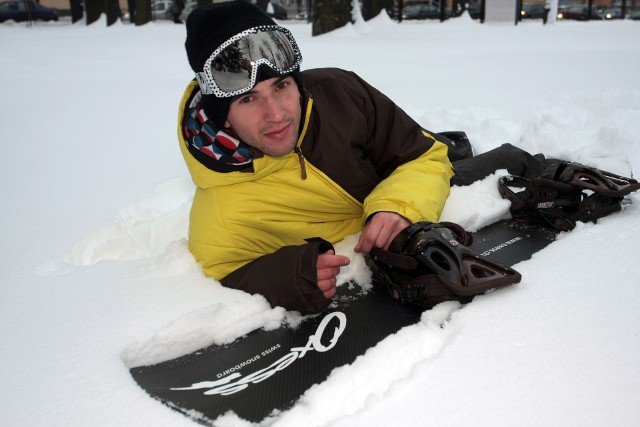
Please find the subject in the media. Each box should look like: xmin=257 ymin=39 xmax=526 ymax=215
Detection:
xmin=224 ymin=75 xmax=301 ymax=157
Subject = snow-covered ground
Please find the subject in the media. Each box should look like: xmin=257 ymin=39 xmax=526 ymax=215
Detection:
xmin=1 ymin=11 xmax=639 ymax=427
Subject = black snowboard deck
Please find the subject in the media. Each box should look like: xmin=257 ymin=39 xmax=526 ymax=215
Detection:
xmin=129 ymin=219 xmax=558 ymax=424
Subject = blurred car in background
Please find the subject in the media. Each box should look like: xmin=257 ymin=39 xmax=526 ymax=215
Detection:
xmin=402 ymin=3 xmax=441 ymax=20
xmin=151 ymin=0 xmax=173 ymax=20
xmin=520 ymin=3 xmax=546 ymax=19
xmin=600 ymin=7 xmax=623 ymax=19
xmin=0 ymin=0 xmax=58 ymax=22
xmin=629 ymin=10 xmax=640 ymax=20
xmin=557 ymin=5 xmax=602 ymax=20
xmin=466 ymin=2 xmax=483 ymax=19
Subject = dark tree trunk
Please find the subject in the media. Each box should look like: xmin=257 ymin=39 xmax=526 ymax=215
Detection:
xmin=69 ymin=0 xmax=83 ymax=23
xmin=135 ymin=0 xmax=151 ymax=25
xmin=127 ymin=0 xmax=136 ymax=23
xmin=85 ymin=0 xmax=103 ymax=25
xmin=312 ymin=0 xmax=352 ymax=36
xmin=361 ymin=0 xmax=390 ymax=21
xmin=106 ymin=0 xmax=121 ymax=26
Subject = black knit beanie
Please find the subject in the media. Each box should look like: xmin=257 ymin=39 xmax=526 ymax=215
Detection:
xmin=185 ymin=0 xmax=303 ymax=130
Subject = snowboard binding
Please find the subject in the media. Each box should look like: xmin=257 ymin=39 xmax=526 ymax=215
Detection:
xmin=544 ymin=161 xmax=640 ymax=197
xmin=499 ymin=161 xmax=638 ymax=231
xmin=368 ymin=222 xmax=521 ymax=308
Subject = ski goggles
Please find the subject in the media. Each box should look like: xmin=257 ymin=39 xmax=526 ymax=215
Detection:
xmin=195 ymin=25 xmax=302 ymax=98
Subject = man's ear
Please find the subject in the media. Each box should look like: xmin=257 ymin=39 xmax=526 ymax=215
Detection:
xmin=224 ymin=120 xmax=231 ymax=129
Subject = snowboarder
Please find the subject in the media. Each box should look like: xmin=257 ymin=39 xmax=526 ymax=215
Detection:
xmin=177 ymin=0 xmax=637 ymax=314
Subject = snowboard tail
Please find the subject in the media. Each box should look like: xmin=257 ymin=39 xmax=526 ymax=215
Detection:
xmin=129 ymin=219 xmax=558 ymax=424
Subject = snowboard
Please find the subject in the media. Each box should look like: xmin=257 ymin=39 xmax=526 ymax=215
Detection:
xmin=129 ymin=219 xmax=559 ymax=424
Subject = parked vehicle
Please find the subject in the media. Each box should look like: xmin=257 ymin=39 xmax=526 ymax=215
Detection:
xmin=629 ymin=10 xmax=640 ymax=20
xmin=520 ymin=3 xmax=546 ymax=19
xmin=151 ymin=0 xmax=173 ymax=20
xmin=0 ymin=0 xmax=58 ymax=22
xmin=402 ymin=3 xmax=442 ymax=20
xmin=600 ymin=7 xmax=623 ymax=19
xmin=557 ymin=5 xmax=602 ymax=20
xmin=466 ymin=2 xmax=483 ymax=20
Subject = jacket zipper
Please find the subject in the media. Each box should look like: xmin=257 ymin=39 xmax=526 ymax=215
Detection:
xmin=294 ymin=147 xmax=307 ymax=180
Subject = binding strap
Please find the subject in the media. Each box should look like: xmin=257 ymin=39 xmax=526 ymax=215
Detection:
xmin=369 ymin=222 xmax=521 ymax=307
xmin=545 ymin=162 xmax=640 ymax=197
xmin=498 ymin=175 xmax=624 ymax=231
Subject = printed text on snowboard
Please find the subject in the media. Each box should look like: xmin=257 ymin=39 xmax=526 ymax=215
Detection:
xmin=171 ymin=312 xmax=347 ymax=396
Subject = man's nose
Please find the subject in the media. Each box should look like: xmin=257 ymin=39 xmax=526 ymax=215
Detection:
xmin=262 ymin=96 xmax=285 ymax=121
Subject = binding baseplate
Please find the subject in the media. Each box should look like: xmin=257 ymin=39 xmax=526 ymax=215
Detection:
xmin=498 ymin=160 xmax=636 ymax=231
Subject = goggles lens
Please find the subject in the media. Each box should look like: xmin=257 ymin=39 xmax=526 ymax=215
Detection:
xmin=196 ymin=26 xmax=302 ymax=97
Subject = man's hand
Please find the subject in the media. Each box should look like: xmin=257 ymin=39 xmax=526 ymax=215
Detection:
xmin=354 ymin=211 xmax=411 ymax=254
xmin=317 ymin=250 xmax=350 ymax=299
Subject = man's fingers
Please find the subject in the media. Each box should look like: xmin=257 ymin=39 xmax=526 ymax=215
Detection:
xmin=316 ymin=251 xmax=348 ymax=300
xmin=317 ymin=266 xmax=340 ymax=280
xmin=317 ymin=252 xmax=350 ymax=269
xmin=355 ymin=212 xmax=411 ymax=253
xmin=355 ymin=221 xmax=391 ymax=253
xmin=317 ymin=277 xmax=336 ymax=292
xmin=318 ymin=281 xmax=336 ymax=299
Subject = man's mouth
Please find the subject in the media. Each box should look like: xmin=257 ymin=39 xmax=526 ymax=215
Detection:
xmin=264 ymin=123 xmax=291 ymax=140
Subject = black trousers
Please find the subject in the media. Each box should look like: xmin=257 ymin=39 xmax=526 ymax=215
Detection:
xmin=450 ymin=143 xmax=550 ymax=187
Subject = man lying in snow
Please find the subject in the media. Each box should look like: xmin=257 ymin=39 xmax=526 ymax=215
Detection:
xmin=177 ymin=1 xmax=639 ymax=314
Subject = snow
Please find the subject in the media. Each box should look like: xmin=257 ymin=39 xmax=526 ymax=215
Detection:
xmin=2 ymin=12 xmax=640 ymax=427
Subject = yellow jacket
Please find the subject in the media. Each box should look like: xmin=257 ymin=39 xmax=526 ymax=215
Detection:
xmin=178 ymin=68 xmax=453 ymax=313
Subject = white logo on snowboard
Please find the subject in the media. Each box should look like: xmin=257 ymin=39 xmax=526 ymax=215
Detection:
xmin=171 ymin=311 xmax=347 ymax=396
